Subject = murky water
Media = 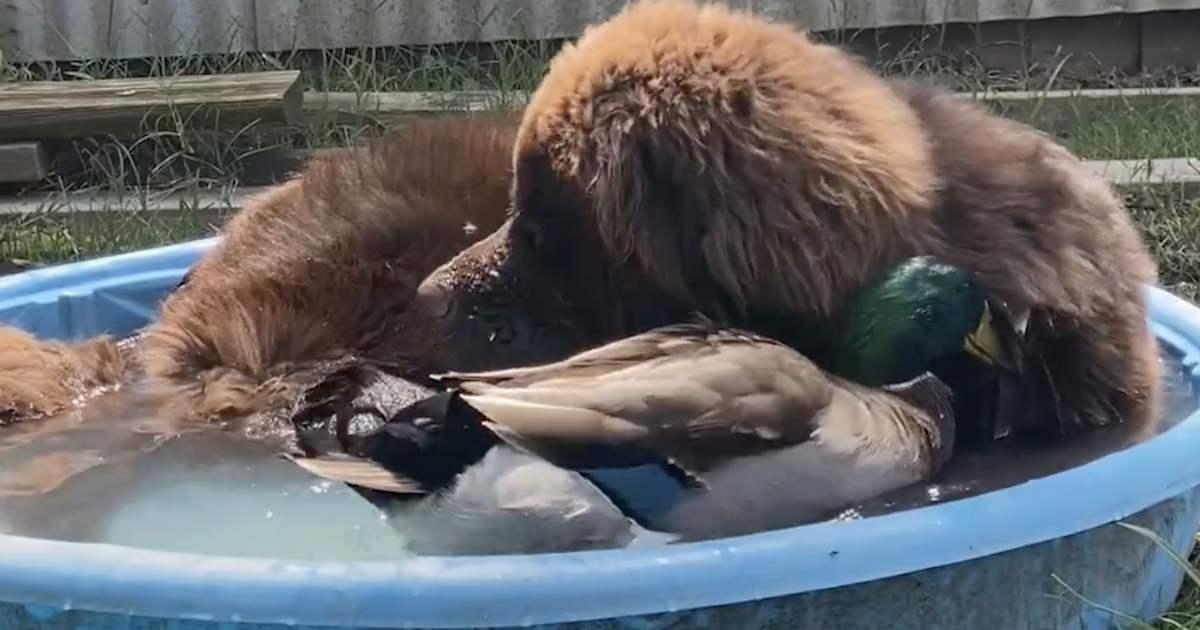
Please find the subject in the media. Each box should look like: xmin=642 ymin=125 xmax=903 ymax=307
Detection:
xmin=0 ymin=389 xmax=414 ymax=561
xmin=0 ymin=347 xmax=1195 ymax=559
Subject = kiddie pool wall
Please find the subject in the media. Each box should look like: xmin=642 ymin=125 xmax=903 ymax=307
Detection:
xmin=1 ymin=239 xmax=1200 ymax=630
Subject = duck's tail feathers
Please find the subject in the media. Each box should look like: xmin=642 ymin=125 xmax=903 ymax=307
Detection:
xmin=286 ymin=453 xmax=427 ymax=494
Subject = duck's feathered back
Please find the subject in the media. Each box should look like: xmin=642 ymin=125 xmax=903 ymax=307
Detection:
xmin=436 ymin=324 xmax=822 ymax=475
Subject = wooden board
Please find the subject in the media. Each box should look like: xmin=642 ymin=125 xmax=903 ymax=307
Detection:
xmin=0 ymin=142 xmax=48 ymax=183
xmin=0 ymin=71 xmax=304 ymax=142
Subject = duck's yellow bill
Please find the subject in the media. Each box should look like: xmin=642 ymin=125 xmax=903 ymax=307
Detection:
xmin=962 ymin=303 xmax=1008 ymax=368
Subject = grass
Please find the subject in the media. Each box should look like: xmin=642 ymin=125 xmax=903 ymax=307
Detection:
xmin=1056 ymin=102 xmax=1200 ymax=161
xmin=1040 ymin=523 xmax=1200 ymax=630
xmin=0 ymin=33 xmax=1199 ymax=627
xmin=1128 ymin=191 xmax=1200 ymax=304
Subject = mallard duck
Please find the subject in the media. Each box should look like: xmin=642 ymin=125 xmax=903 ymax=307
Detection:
xmin=289 ymin=256 xmax=1021 ymax=547
xmin=819 ymin=256 xmax=1014 ymax=385
xmin=813 ymin=255 xmax=1027 ymax=450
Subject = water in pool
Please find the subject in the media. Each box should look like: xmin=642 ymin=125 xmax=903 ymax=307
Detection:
xmin=0 ymin=389 xmax=413 ymax=561
xmin=0 ymin=347 xmax=1195 ymax=559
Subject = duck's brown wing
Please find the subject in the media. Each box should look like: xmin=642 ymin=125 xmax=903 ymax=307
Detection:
xmin=459 ymin=341 xmax=831 ymax=475
xmin=433 ymin=323 xmax=788 ymax=390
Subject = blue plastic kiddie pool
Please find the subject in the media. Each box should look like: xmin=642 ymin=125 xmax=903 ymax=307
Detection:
xmin=1 ymin=238 xmax=1199 ymax=630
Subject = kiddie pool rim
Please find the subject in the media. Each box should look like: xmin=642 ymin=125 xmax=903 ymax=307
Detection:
xmin=1 ymin=239 xmax=1199 ymax=629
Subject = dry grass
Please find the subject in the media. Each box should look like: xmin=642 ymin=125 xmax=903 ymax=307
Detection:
xmin=1126 ymin=190 xmax=1200 ymax=304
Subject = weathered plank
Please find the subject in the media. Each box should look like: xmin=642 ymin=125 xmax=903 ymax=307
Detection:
xmin=308 ymin=90 xmax=530 ymax=113
xmin=0 ymin=142 xmax=49 ymax=183
xmin=974 ymin=86 xmax=1200 ymax=109
xmin=0 ymin=71 xmax=304 ymax=142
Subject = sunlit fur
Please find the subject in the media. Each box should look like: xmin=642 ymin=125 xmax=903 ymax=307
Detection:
xmin=0 ymin=327 xmax=130 ymax=425
xmin=137 ymin=115 xmax=519 ymax=428
xmin=418 ymin=0 xmax=1162 ymax=440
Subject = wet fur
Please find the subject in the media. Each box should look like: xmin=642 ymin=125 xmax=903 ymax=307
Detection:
xmin=0 ymin=327 xmax=130 ymax=425
xmin=418 ymin=0 xmax=1161 ymax=439
xmin=137 ymin=115 xmax=520 ymax=427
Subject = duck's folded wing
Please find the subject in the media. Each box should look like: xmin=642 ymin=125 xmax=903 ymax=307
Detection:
xmin=874 ymin=373 xmax=957 ymax=471
xmin=459 ymin=351 xmax=830 ymax=474
xmin=463 ymin=395 xmax=662 ymax=469
xmin=434 ymin=324 xmax=784 ymax=389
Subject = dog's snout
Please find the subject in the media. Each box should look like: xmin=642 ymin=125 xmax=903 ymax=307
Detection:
xmin=416 ymin=277 xmax=454 ymax=320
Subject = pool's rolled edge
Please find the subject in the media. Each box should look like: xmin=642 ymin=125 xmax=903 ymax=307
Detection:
xmin=0 ymin=241 xmax=1199 ymax=629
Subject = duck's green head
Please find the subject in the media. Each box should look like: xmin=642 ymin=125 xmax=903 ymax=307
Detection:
xmin=837 ymin=256 xmax=1011 ymax=387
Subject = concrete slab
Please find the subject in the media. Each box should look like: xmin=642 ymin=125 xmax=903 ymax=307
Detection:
xmin=0 ymin=158 xmax=1195 ymax=220
xmin=1084 ymin=158 xmax=1200 ymax=195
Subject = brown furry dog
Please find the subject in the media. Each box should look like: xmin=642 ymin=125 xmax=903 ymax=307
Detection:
xmin=130 ymin=115 xmax=519 ymax=427
xmin=416 ymin=0 xmax=1162 ymax=440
